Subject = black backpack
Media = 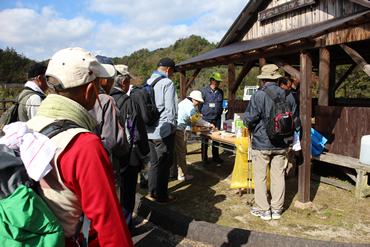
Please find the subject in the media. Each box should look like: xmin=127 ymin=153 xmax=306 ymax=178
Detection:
xmin=0 ymin=88 xmax=45 ymax=136
xmin=129 ymin=76 xmax=165 ymax=126
xmin=261 ymin=87 xmax=294 ymax=140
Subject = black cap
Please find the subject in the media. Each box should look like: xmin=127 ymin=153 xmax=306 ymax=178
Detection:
xmin=157 ymin=58 xmax=179 ymax=72
xmin=27 ymin=63 xmax=47 ymax=78
xmin=96 ymin=55 xmax=114 ymax=65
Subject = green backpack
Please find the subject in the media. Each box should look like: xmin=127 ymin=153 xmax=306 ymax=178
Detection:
xmin=0 ymin=89 xmax=43 ymax=136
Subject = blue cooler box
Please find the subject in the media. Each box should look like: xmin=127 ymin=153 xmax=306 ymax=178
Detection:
xmin=298 ymin=128 xmax=328 ymax=156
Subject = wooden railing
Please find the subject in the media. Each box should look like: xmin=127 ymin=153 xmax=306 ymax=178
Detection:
xmin=0 ymin=98 xmax=16 ymax=116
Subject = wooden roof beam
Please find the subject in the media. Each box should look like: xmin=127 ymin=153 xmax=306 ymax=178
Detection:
xmin=333 ymin=63 xmax=357 ymax=92
xmin=231 ymin=60 xmax=254 ymax=94
xmin=185 ymin=68 xmax=202 ymax=90
xmin=340 ymin=44 xmax=370 ymax=76
xmin=350 ymin=0 xmax=370 ymax=8
xmin=269 ymin=57 xmax=301 ymax=81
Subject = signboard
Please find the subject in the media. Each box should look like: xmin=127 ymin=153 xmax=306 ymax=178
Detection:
xmin=258 ymin=0 xmax=316 ymax=21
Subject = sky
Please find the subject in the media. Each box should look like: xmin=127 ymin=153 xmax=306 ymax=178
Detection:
xmin=0 ymin=0 xmax=247 ymax=61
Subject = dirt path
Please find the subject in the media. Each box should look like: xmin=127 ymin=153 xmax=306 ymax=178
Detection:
xmin=137 ymin=142 xmax=370 ymax=244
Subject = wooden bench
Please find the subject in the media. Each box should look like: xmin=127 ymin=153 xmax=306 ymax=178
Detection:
xmin=312 ymin=152 xmax=370 ymax=199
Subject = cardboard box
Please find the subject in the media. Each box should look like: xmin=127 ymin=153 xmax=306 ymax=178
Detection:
xmin=223 ymin=119 xmax=234 ymax=132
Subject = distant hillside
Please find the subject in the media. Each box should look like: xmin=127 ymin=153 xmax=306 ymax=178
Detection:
xmin=0 ymin=47 xmax=41 ymax=84
xmin=0 ymin=35 xmax=259 ymax=99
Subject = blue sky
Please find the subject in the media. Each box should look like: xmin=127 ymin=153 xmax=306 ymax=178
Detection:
xmin=0 ymin=0 xmax=246 ymax=61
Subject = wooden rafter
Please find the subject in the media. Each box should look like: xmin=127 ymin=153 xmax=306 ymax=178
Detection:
xmin=177 ymin=41 xmax=318 ymax=71
xmin=231 ymin=60 xmax=254 ymax=94
xmin=185 ymin=69 xmax=201 ymax=90
xmin=333 ymin=63 xmax=357 ymax=92
xmin=269 ymin=57 xmax=301 ymax=81
xmin=340 ymin=44 xmax=370 ymax=76
xmin=350 ymin=0 xmax=370 ymax=8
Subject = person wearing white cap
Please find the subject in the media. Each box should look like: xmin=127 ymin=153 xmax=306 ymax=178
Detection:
xmin=110 ymin=64 xmax=150 ymax=233
xmin=243 ymin=64 xmax=300 ymax=222
xmin=26 ymin=48 xmax=134 ymax=246
xmin=170 ymin=90 xmax=215 ymax=180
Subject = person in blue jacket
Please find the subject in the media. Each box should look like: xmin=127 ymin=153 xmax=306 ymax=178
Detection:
xmin=198 ymin=72 xmax=224 ymax=163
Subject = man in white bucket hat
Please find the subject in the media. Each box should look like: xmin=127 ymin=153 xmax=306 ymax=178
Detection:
xmin=170 ymin=90 xmax=215 ymax=181
xmin=26 ymin=47 xmax=133 ymax=246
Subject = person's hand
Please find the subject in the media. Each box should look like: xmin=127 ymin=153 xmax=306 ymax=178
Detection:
xmin=209 ymin=124 xmax=215 ymax=130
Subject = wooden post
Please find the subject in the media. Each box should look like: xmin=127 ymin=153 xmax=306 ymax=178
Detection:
xmin=259 ymin=58 xmax=266 ymax=86
xmin=296 ymin=50 xmax=313 ymax=208
xmin=180 ymin=71 xmax=186 ymax=100
xmin=329 ymin=64 xmax=336 ymax=104
xmin=318 ymin=48 xmax=330 ymax=106
xmin=228 ymin=63 xmax=236 ymax=117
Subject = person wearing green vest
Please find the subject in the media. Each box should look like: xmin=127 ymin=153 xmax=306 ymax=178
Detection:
xmin=18 ymin=63 xmax=48 ymax=121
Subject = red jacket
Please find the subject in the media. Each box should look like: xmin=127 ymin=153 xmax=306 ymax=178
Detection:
xmin=59 ymin=132 xmax=133 ymax=247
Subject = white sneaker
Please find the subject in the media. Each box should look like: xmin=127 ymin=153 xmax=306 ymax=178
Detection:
xmin=250 ymin=207 xmax=271 ymax=221
xmin=272 ymin=209 xmax=282 ymax=220
xmin=178 ymin=174 xmax=194 ymax=181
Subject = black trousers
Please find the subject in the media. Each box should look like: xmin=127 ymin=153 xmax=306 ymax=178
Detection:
xmin=120 ymin=164 xmax=141 ymax=234
xmin=148 ymin=133 xmax=176 ymax=201
xmin=201 ymin=118 xmax=221 ymax=160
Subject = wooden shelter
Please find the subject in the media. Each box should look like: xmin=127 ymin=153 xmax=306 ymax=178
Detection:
xmin=176 ymin=0 xmax=370 ymax=204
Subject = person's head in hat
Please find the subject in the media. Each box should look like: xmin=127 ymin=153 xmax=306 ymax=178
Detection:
xmin=257 ymin=64 xmax=283 ymax=84
xmin=209 ymin=72 xmax=223 ymax=90
xmin=188 ymin=90 xmax=204 ymax=107
xmin=113 ymin=64 xmax=136 ymax=93
xmin=157 ymin=57 xmax=179 ymax=79
xmin=27 ymin=63 xmax=48 ymax=92
xmin=96 ymin=55 xmax=117 ymax=94
xmin=46 ymin=47 xmax=116 ymax=110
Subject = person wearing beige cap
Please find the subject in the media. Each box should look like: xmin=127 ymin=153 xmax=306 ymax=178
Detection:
xmin=89 ymin=55 xmax=127 ymax=199
xmin=109 ymin=64 xmax=150 ymax=234
xmin=26 ymin=48 xmax=134 ymax=246
xmin=170 ymin=90 xmax=215 ymax=180
xmin=243 ymin=64 xmax=300 ymax=221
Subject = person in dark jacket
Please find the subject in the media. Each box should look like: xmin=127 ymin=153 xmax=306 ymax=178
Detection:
xmin=18 ymin=63 xmax=48 ymax=121
xmin=110 ymin=64 xmax=150 ymax=233
xmin=198 ymin=72 xmax=224 ymax=163
xmin=243 ymin=64 xmax=301 ymax=221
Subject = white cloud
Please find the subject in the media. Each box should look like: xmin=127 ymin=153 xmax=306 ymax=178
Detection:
xmin=0 ymin=0 xmax=246 ymax=60
xmin=89 ymin=0 xmax=246 ymax=57
xmin=0 ymin=7 xmax=96 ymax=60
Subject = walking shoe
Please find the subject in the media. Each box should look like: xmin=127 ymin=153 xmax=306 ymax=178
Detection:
xmin=213 ymin=157 xmax=224 ymax=163
xmin=156 ymin=195 xmax=177 ymax=204
xmin=272 ymin=209 xmax=283 ymax=220
xmin=169 ymin=173 xmax=178 ymax=178
xmin=145 ymin=194 xmax=156 ymax=202
xmin=178 ymin=174 xmax=194 ymax=181
xmin=250 ymin=207 xmax=271 ymax=221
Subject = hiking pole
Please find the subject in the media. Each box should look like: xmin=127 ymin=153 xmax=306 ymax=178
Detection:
xmin=247 ymin=132 xmax=253 ymax=206
xmin=246 ymin=134 xmax=251 ymax=206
